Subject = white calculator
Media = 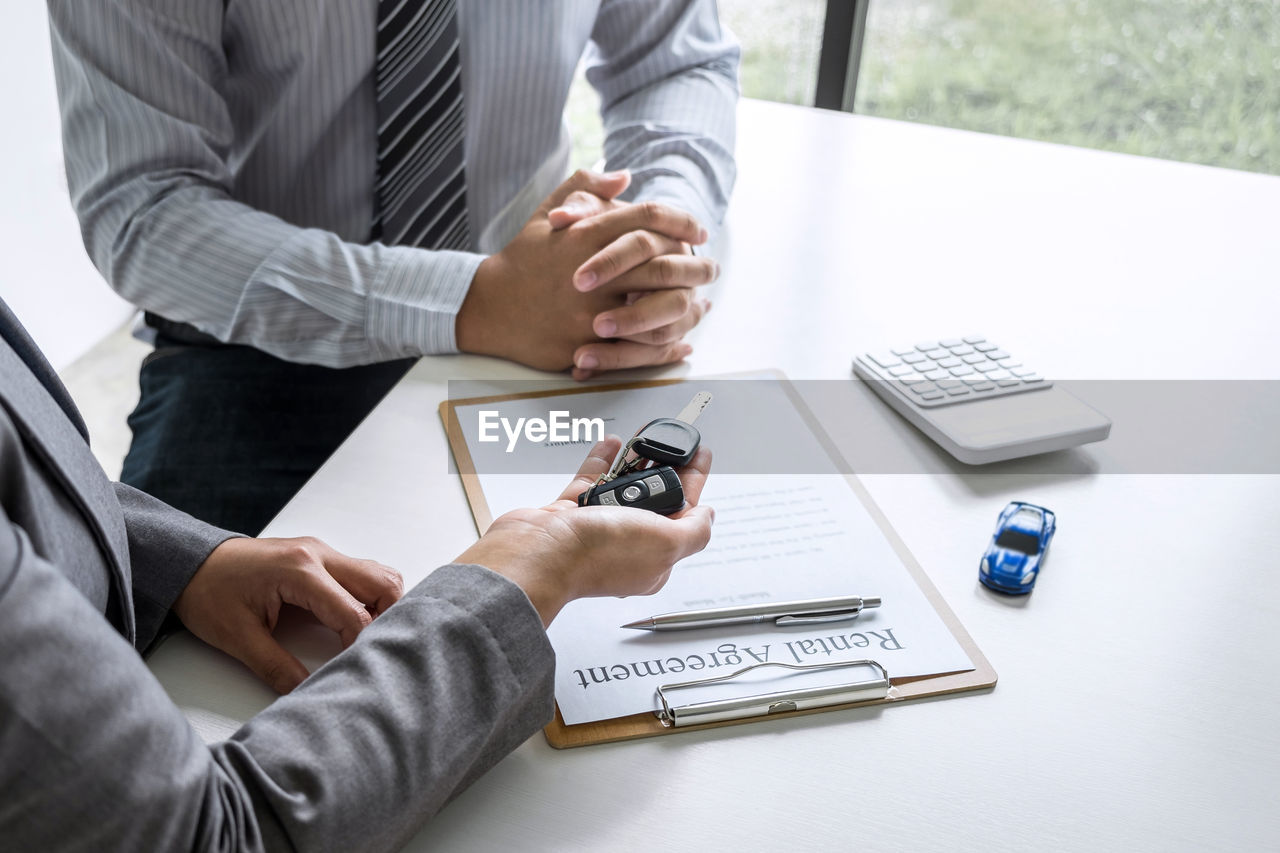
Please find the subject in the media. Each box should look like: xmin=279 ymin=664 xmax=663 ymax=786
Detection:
xmin=853 ymin=336 xmax=1111 ymax=464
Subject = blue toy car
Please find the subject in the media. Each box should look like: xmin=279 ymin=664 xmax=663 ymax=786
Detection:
xmin=979 ymin=501 xmax=1056 ymax=594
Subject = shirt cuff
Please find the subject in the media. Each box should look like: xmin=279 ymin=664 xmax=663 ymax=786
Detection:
xmin=366 ymin=246 xmax=486 ymax=360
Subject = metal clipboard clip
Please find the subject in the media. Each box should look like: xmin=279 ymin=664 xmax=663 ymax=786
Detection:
xmin=654 ymin=659 xmax=891 ymax=728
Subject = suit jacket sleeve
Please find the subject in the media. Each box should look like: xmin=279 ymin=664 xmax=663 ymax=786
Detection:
xmin=114 ymin=481 xmax=241 ymax=651
xmin=0 ymin=505 xmax=555 ymax=852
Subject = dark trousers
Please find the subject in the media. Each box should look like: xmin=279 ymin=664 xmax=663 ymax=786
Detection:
xmin=121 ymin=333 xmax=413 ymax=535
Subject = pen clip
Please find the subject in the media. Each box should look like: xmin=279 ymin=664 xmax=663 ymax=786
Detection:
xmin=774 ymin=607 xmax=863 ymax=626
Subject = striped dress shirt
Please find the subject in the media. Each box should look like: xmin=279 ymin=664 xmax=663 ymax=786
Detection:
xmin=46 ymin=0 xmax=739 ymax=367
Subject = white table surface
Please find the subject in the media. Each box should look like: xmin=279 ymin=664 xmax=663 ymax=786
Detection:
xmin=148 ymin=100 xmax=1280 ymax=852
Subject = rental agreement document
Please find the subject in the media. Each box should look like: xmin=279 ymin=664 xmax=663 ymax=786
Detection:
xmin=448 ymin=379 xmax=974 ymax=726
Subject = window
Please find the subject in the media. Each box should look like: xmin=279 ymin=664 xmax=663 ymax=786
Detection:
xmin=854 ymin=0 xmax=1279 ymax=175
xmin=568 ymin=1 xmax=1280 ymax=176
xmin=995 ymin=528 xmax=1042 ymax=555
xmin=720 ymin=0 xmax=826 ymax=107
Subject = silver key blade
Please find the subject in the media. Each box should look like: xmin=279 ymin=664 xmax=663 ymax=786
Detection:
xmin=675 ymin=391 xmax=712 ymax=425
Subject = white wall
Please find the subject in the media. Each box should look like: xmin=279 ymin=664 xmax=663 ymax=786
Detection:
xmin=0 ymin=5 xmax=134 ymax=371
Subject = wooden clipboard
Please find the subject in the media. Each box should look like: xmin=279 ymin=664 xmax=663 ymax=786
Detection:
xmin=440 ymin=375 xmax=997 ymax=748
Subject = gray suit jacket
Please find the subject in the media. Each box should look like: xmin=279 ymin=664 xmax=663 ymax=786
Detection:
xmin=0 ymin=300 xmax=555 ymax=851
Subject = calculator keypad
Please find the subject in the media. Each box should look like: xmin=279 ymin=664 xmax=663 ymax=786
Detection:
xmin=856 ymin=337 xmax=1051 ymax=408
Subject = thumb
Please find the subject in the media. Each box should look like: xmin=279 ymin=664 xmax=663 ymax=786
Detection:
xmin=669 ymin=503 xmax=716 ymax=558
xmin=549 ymin=190 xmax=616 ymax=230
xmin=542 ymin=168 xmax=631 ymax=214
xmin=227 ymin=621 xmax=310 ymax=694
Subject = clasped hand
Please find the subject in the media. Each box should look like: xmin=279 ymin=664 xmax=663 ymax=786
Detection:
xmin=457 ymin=170 xmax=719 ymax=380
xmin=175 ymin=436 xmax=713 ymax=692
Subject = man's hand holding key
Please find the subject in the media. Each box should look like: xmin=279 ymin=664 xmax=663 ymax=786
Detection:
xmin=456 ymin=432 xmax=714 ymax=625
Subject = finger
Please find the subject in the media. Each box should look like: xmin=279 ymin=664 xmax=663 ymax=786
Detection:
xmin=280 ymin=568 xmax=375 ymax=649
xmin=666 ymin=503 xmax=716 ymax=559
xmin=320 ymin=552 xmax=405 ymax=617
xmin=672 ymin=446 xmax=713 ymax=507
xmin=595 ymin=288 xmax=692 ymax=339
xmin=549 ymin=190 xmax=622 ymax=231
xmin=617 ymin=299 xmax=711 ymax=346
xmin=223 ymin=620 xmax=311 ymax=695
xmin=596 ymin=291 xmax=704 ymax=341
xmin=541 ymin=168 xmax=631 ymax=214
xmin=575 ymin=202 xmax=708 ymax=270
xmin=572 ymin=230 xmax=686 ymax=291
xmin=601 ymin=254 xmax=719 ymax=294
xmin=553 ymin=435 xmax=625 ymax=503
xmin=573 ymin=340 xmax=692 ymax=374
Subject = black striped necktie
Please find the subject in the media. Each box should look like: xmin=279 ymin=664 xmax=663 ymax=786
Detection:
xmin=374 ymin=0 xmax=470 ymax=250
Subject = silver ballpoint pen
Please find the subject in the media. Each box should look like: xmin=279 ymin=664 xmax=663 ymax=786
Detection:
xmin=621 ymin=595 xmax=882 ymax=631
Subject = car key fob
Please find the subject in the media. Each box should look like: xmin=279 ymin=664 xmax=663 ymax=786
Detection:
xmin=577 ymin=467 xmax=685 ymax=515
xmin=576 ymin=391 xmax=710 ymax=515
xmin=629 ymin=418 xmax=701 ymax=467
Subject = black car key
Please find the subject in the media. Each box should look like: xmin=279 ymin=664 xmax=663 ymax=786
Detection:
xmin=628 ymin=418 xmax=701 ymax=467
xmin=579 ymin=467 xmax=685 ymax=514
xmin=578 ymin=391 xmax=711 ymax=515
xmin=627 ymin=390 xmax=712 ymax=468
